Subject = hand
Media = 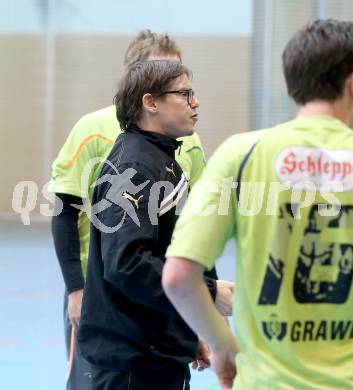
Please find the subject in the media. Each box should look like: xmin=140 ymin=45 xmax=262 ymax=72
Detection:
xmin=68 ymin=289 xmax=84 ymax=333
xmin=215 ymin=280 xmax=234 ymax=316
xmin=210 ymin=337 xmax=237 ymax=390
xmin=191 ymin=338 xmax=211 ymax=371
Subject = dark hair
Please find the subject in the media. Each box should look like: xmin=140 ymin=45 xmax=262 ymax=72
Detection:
xmin=283 ymin=19 xmax=353 ymax=104
xmin=114 ymin=60 xmax=191 ymax=130
xmin=123 ymin=29 xmax=181 ymax=67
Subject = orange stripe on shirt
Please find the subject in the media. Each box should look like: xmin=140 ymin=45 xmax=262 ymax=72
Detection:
xmin=64 ymin=133 xmax=114 ymax=168
xmin=67 ymin=327 xmax=75 ymax=380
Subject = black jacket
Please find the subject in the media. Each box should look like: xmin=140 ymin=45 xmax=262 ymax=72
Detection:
xmin=77 ymin=125 xmax=217 ymax=371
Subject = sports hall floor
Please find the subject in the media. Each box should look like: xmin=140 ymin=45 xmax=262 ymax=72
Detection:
xmin=0 ymin=220 xmax=235 ymax=390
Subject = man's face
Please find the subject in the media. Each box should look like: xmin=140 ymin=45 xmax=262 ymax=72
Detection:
xmin=155 ymin=73 xmax=199 ymax=139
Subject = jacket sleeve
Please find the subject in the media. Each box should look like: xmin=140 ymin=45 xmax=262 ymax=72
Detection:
xmin=51 ymin=193 xmax=85 ymax=293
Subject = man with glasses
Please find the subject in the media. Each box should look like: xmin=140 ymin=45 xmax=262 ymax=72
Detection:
xmin=49 ymin=30 xmax=233 ymax=390
xmin=77 ymin=60 xmax=226 ymax=390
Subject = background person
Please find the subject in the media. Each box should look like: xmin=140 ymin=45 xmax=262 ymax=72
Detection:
xmin=49 ymin=30 xmax=227 ymax=390
xmin=78 ymin=60 xmax=226 ymax=390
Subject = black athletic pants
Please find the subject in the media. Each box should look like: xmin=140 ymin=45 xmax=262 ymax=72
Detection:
xmin=90 ymin=363 xmax=191 ymax=390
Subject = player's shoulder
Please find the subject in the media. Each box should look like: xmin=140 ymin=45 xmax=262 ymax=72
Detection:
xmin=72 ymin=105 xmax=119 ymax=139
xmin=80 ymin=105 xmax=115 ymax=122
xmin=179 ymin=132 xmax=202 ymax=151
xmin=203 ymin=129 xmax=270 ymax=177
xmin=215 ymin=129 xmax=269 ymax=159
xmin=228 ymin=129 xmax=269 ymax=148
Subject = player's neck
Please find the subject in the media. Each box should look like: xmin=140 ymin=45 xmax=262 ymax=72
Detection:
xmin=136 ymin=119 xmax=177 ymax=139
xmin=297 ymin=100 xmax=336 ymax=118
xmin=296 ymin=99 xmax=350 ymax=125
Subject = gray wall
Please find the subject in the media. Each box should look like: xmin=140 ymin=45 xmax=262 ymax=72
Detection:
xmin=0 ymin=34 xmax=250 ymax=214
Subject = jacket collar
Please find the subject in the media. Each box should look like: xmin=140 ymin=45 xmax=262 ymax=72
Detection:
xmin=126 ymin=124 xmax=182 ymax=157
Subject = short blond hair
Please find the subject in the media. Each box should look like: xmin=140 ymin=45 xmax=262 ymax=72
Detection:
xmin=123 ymin=29 xmax=181 ymax=68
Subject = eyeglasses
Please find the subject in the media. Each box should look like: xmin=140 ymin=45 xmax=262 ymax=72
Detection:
xmin=158 ymin=89 xmax=195 ymax=105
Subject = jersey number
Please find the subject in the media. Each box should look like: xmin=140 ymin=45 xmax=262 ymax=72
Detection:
xmin=258 ymin=204 xmax=353 ymax=305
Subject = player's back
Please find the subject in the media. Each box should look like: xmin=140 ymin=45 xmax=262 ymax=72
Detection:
xmin=233 ymin=115 xmax=353 ymax=389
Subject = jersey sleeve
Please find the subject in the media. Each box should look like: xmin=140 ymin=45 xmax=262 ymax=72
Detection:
xmin=167 ymin=138 xmax=237 ymax=270
xmin=186 ymin=132 xmax=206 ymax=188
xmin=48 ymin=115 xmax=114 ymax=198
xmin=176 ymin=132 xmax=206 ymax=189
